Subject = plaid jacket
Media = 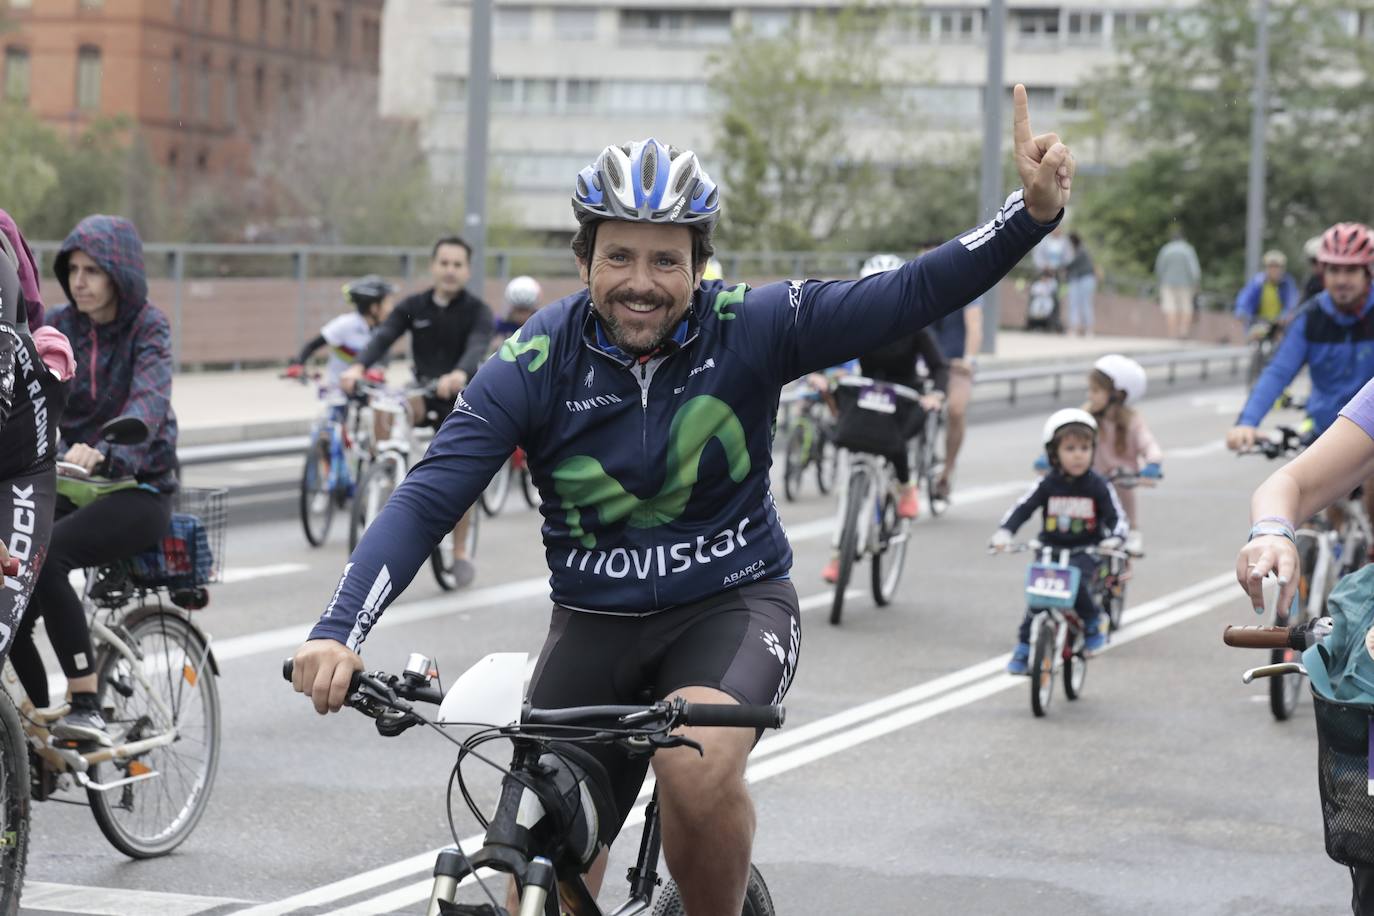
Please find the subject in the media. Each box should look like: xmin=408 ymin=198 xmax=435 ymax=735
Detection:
xmin=49 ymin=216 xmax=178 ymax=492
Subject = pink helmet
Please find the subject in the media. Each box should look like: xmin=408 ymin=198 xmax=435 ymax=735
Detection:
xmin=1317 ymin=222 xmax=1374 ymax=267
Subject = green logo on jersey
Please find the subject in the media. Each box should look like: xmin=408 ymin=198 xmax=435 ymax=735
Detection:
xmin=499 ymin=326 xmax=550 ymax=372
xmin=553 ymin=396 xmax=750 ymax=547
xmin=712 ymin=283 xmax=748 ymax=321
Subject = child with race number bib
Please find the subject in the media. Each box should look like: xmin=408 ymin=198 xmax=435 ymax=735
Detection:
xmin=286 ymin=275 xmax=397 ymax=396
xmin=992 ymin=409 xmax=1129 ymax=673
xmin=1085 ymin=354 xmax=1163 ymax=553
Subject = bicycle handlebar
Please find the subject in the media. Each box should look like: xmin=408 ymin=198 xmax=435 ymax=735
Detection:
xmin=282 ymin=658 xmax=786 ymax=731
xmin=1222 ymin=625 xmax=1308 ymax=650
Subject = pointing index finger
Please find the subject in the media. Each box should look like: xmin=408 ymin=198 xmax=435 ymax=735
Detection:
xmin=1013 ymin=83 xmax=1032 ymax=150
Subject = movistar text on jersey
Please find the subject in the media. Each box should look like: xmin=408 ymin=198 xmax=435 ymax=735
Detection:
xmin=562 ymin=516 xmax=754 ymax=580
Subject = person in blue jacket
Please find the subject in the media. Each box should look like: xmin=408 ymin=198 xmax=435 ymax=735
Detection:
xmin=290 ymin=86 xmax=1076 ymax=915
xmin=1234 ymin=249 xmax=1299 ymax=332
xmin=1228 ymin=222 xmax=1374 ymax=525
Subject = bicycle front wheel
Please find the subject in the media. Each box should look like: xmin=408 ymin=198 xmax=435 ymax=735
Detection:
xmin=1030 ymin=617 xmax=1056 ymax=718
xmin=349 ymin=451 xmax=406 ymax=551
xmin=298 ymin=436 xmax=335 ymax=547
xmin=816 ymin=436 xmax=838 ymax=495
xmin=830 ymin=464 xmax=870 ymax=626
xmin=0 ymin=693 xmax=28 ymax=915
xmin=782 ymin=423 xmax=807 ymax=503
xmin=651 ymin=863 xmax=775 ymax=916
xmin=870 ymin=493 xmax=908 ymax=606
xmin=88 ymin=611 xmax=220 ymax=858
xmin=922 ymin=415 xmax=948 ymax=517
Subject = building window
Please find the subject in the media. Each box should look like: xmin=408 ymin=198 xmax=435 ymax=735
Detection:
xmin=76 ymin=45 xmax=102 ymax=110
xmin=196 ymin=53 xmax=212 ymax=120
xmin=1015 ymin=8 xmax=1061 ymax=44
xmin=7 ymin=0 xmax=32 ymax=9
xmin=253 ymin=63 xmax=265 ymax=109
xmin=170 ymin=48 xmax=183 ymax=113
xmin=937 ymin=9 xmax=983 ymax=41
xmin=619 ymin=9 xmax=733 ymax=45
xmin=284 ymin=0 xmax=294 ymax=45
xmin=362 ymin=18 xmax=379 ymax=58
xmin=4 ymin=47 xmax=30 ymax=104
xmin=602 ymin=79 xmax=710 ymax=114
xmin=281 ymin=69 xmax=291 ymax=101
xmin=435 ymin=74 xmax=466 ymax=111
xmin=495 ymin=6 xmax=533 ymax=40
xmin=1112 ymin=11 xmax=1154 ymax=39
xmin=226 ymin=58 xmax=238 ymax=125
xmin=258 ymin=0 xmax=268 ymax=40
xmin=564 ymin=78 xmax=600 ymax=112
xmin=202 ymin=0 xmax=213 ymax=28
xmin=168 ymin=147 xmax=179 ymax=169
xmin=78 ymin=0 xmax=104 ymax=9
xmin=334 ymin=10 xmax=347 ymax=54
xmin=1067 ymin=11 xmax=1104 ymax=43
xmin=230 ymin=0 xmax=240 ymax=35
xmin=307 ymin=4 xmax=319 ymax=51
xmin=553 ymin=7 xmax=597 ymax=40
xmin=746 ymin=8 xmax=794 ymax=38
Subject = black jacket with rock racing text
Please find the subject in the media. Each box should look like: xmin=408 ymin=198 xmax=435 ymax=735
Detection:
xmin=311 ymin=191 xmax=1057 ymax=650
xmin=998 ymin=468 xmax=1128 ymax=548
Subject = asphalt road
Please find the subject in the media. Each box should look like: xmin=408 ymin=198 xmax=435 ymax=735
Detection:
xmin=19 ymin=380 xmax=1352 ymax=916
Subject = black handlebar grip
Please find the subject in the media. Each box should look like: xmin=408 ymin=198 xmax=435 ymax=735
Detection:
xmin=282 ymin=658 xmax=294 ymax=681
xmin=681 ymin=703 xmax=785 ymax=729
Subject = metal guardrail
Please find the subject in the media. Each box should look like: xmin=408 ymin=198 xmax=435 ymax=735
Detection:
xmin=178 ymin=345 xmax=1250 ymax=467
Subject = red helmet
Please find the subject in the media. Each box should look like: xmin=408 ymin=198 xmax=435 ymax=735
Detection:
xmin=1317 ymin=222 xmax=1374 ymax=267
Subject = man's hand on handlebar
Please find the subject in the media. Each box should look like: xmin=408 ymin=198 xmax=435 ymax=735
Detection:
xmin=1235 ymin=536 xmax=1299 ymax=615
xmin=435 ymin=369 xmax=468 ymax=401
xmin=919 ymin=392 xmax=944 ymax=412
xmin=1226 ymin=425 xmax=1260 ymax=452
xmin=63 ymin=443 xmax=104 ymax=474
xmin=339 ymin=363 xmax=365 ymax=395
xmin=291 ymin=639 xmax=365 ymax=715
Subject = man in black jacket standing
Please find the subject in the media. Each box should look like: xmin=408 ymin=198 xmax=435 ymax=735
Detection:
xmin=340 ymin=235 xmax=493 ymax=588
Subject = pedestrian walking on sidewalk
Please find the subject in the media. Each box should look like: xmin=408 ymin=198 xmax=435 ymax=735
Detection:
xmin=1065 ymin=232 xmax=1100 ymax=336
xmin=1154 ymin=227 xmax=1201 ymax=340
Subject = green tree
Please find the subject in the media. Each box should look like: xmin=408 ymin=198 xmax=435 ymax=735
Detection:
xmin=1076 ymin=0 xmax=1373 ymax=295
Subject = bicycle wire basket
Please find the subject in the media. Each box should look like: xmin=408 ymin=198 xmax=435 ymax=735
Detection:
xmin=1312 ymin=689 xmax=1374 ymax=868
xmin=127 ymin=486 xmax=227 ymax=590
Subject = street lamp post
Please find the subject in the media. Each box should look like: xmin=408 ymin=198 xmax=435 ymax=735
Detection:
xmin=1244 ymin=0 xmax=1271 ymax=280
xmin=978 ymin=0 xmax=1006 ymax=354
xmin=464 ymin=0 xmax=493 ymax=295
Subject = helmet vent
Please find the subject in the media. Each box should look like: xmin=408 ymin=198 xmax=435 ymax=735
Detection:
xmin=604 ymin=155 xmax=623 ymax=189
xmin=576 ymin=176 xmax=588 ymax=198
xmin=641 ymin=144 xmax=657 ymax=191
xmin=674 ymin=169 xmax=692 ymax=196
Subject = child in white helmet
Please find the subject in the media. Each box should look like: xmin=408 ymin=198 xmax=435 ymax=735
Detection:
xmin=991 ymin=409 xmax=1129 ymax=672
xmin=1086 ymin=354 xmax=1162 ymax=552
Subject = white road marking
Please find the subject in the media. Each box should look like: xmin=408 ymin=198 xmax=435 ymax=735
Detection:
xmin=20 ymin=882 xmax=249 ymax=915
xmin=219 ymin=563 xmax=311 ymax=585
xmin=259 ymin=572 xmax=1240 ymax=915
xmin=1167 ymin=440 xmax=1227 ymax=460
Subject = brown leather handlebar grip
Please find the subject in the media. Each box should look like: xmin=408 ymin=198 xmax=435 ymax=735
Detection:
xmin=1223 ymin=625 xmax=1294 ymax=649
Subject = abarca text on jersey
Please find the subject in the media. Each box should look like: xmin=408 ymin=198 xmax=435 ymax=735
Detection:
xmin=311 ymin=191 xmax=1057 ymax=649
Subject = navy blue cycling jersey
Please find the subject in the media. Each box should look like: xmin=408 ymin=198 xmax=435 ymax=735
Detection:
xmin=311 ymin=191 xmax=1055 ymax=648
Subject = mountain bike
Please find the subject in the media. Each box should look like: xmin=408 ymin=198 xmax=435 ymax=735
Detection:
xmin=0 ymin=416 xmax=223 ymax=906
xmin=1245 ymin=318 xmax=1283 ymax=388
xmin=827 ymin=377 xmax=920 ymax=626
xmin=349 ymin=379 xmax=479 ymax=590
xmin=288 ymin=371 xmax=375 ymax=547
xmin=1241 ymin=426 xmax=1373 ymax=719
xmin=281 ymin=653 xmax=781 ymax=916
xmin=781 ymin=388 xmax=837 ymax=503
xmin=992 ymin=540 xmax=1125 ymax=717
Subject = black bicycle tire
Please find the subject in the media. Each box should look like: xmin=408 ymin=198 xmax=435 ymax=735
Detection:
xmin=816 ymin=436 xmax=837 ymax=495
xmin=830 ymin=465 xmax=869 ymax=626
xmin=520 ymin=468 xmax=538 ymax=508
xmin=1108 ymin=563 xmax=1128 ymax=634
xmin=349 ymin=452 xmax=405 ymax=552
xmin=1063 ymin=651 xmax=1086 ymax=700
xmin=87 ymin=611 xmax=220 ymax=858
xmin=651 ymin=863 xmax=775 ymax=916
xmin=1270 ymin=541 xmax=1315 ymax=721
xmin=924 ymin=414 xmax=948 ymax=518
xmin=298 ymin=436 xmax=335 ymax=547
xmin=1031 ymin=617 xmax=1056 ymax=718
xmin=432 ymin=509 xmax=479 ymax=590
xmin=480 ymin=456 xmax=513 ymax=517
xmin=0 ymin=693 xmax=28 ymax=916
xmin=870 ymin=493 xmax=907 ymax=607
xmin=782 ymin=423 xmax=806 ymax=503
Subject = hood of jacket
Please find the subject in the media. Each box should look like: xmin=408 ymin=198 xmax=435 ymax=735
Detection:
xmin=54 ymin=215 xmax=149 ymax=333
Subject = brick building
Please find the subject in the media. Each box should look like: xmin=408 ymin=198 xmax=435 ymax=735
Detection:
xmin=1 ymin=0 xmax=385 ymax=182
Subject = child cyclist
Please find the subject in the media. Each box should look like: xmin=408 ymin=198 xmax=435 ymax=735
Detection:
xmin=1086 ymin=354 xmax=1163 ymax=552
xmin=991 ymin=409 xmax=1129 ymax=673
xmin=287 ymin=275 xmax=396 ymax=392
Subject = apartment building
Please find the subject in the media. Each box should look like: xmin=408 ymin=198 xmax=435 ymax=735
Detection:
xmin=380 ymin=1 xmax=1201 ymax=233
xmin=2 ymin=0 xmax=385 ymax=182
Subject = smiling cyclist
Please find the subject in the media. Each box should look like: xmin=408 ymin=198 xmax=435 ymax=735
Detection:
xmin=290 ymin=86 xmax=1076 ymax=914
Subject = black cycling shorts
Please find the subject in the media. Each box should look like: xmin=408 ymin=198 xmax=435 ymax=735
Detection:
xmin=527 ymin=578 xmax=802 ymax=838
xmin=0 ymin=462 xmax=55 ymax=664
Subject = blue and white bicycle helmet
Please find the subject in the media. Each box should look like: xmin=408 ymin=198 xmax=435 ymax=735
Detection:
xmin=571 ymin=138 xmax=720 ymax=232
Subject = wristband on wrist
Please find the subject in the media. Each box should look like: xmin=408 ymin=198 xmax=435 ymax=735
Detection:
xmin=1248 ymin=524 xmax=1295 ymax=544
xmin=1254 ymin=515 xmax=1296 ymax=531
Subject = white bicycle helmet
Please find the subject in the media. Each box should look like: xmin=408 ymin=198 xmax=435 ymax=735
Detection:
xmin=1042 ymin=408 xmax=1098 ymax=447
xmin=1093 ymin=354 xmax=1147 ymax=406
xmin=571 ymin=138 xmax=719 ymax=231
xmin=860 ymin=253 xmax=904 ymax=278
xmin=504 ymin=275 xmax=542 ymax=309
